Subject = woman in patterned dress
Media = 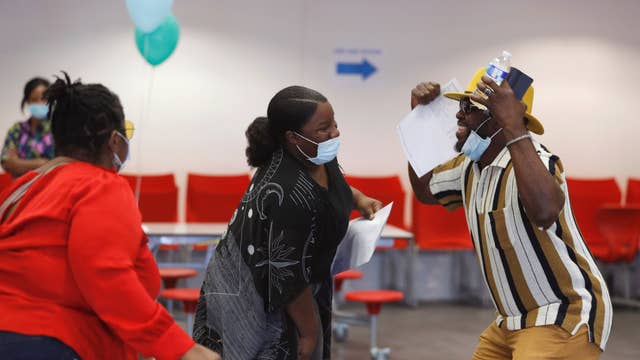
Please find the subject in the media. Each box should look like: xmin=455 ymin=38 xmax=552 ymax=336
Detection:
xmin=194 ymin=86 xmax=381 ymax=359
xmin=1 ymin=77 xmax=55 ymax=178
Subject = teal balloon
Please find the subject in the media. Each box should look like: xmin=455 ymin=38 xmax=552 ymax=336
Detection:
xmin=135 ymin=15 xmax=180 ymax=66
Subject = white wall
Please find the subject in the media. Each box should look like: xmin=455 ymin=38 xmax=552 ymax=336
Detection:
xmin=1 ymin=0 xmax=638 ymax=220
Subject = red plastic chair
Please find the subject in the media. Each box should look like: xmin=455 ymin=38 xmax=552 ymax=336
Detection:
xmin=123 ymin=174 xmax=179 ymax=252
xmin=122 ymin=174 xmax=178 ymax=222
xmin=345 ymin=290 xmax=404 ymax=357
xmin=597 ymin=205 xmax=640 ymax=262
xmin=596 ymin=205 xmax=640 ymax=298
xmin=625 ymin=178 xmax=640 ymax=266
xmin=566 ymin=178 xmax=622 ymax=262
xmin=411 ymin=197 xmax=472 ymax=250
xmin=626 ymin=178 xmax=640 ymax=206
xmin=159 ymin=288 xmax=200 ymax=335
xmin=186 ymin=173 xmax=251 ymax=223
xmin=345 ymin=175 xmax=407 ymax=248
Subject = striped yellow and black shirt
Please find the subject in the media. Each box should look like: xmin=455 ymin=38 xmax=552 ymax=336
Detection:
xmin=429 ymin=139 xmax=612 ymax=350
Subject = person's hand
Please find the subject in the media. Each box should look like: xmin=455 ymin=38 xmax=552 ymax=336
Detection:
xmin=356 ymin=195 xmax=383 ymax=220
xmin=297 ymin=336 xmax=316 ymax=360
xmin=410 ymin=81 xmax=440 ymax=109
xmin=469 ymin=75 xmax=528 ymax=139
xmin=180 ymin=344 xmax=221 ymax=360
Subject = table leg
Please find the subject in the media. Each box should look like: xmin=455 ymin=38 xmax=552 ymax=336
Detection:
xmin=405 ymin=237 xmax=417 ymax=307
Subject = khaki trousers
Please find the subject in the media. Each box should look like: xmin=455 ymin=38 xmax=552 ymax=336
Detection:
xmin=472 ymin=322 xmax=601 ymax=360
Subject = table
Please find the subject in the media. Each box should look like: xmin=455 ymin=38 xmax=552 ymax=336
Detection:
xmin=377 ymin=224 xmax=417 ymax=306
xmin=143 ymin=222 xmax=229 ymax=240
xmin=143 ymin=222 xmax=417 ymax=306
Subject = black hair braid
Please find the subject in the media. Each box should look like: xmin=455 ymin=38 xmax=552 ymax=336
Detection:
xmin=245 ymin=117 xmax=275 ymax=167
xmin=45 ymin=71 xmax=125 ymax=160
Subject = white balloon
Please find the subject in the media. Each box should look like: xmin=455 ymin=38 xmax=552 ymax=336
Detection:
xmin=125 ymin=0 xmax=174 ymax=33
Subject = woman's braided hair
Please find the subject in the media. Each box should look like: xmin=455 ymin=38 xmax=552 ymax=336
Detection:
xmin=45 ymin=72 xmax=125 ymax=161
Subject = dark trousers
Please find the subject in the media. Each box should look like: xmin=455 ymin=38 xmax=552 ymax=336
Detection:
xmin=0 ymin=331 xmax=80 ymax=360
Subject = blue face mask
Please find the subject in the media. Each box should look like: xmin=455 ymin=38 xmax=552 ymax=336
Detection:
xmin=461 ymin=117 xmax=502 ymax=161
xmin=28 ymin=104 xmax=49 ymax=120
xmin=295 ymin=132 xmax=340 ymax=165
xmin=112 ymin=131 xmax=131 ymax=173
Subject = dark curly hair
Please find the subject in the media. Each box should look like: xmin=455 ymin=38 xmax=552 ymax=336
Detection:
xmin=245 ymin=86 xmax=327 ymax=167
xmin=45 ymin=72 xmax=125 ymax=161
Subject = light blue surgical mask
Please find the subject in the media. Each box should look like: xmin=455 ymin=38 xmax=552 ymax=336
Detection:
xmin=461 ymin=117 xmax=502 ymax=161
xmin=112 ymin=131 xmax=130 ymax=173
xmin=295 ymin=132 xmax=340 ymax=165
xmin=28 ymin=104 xmax=49 ymax=120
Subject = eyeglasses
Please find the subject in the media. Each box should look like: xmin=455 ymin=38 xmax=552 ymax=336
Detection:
xmin=459 ymin=97 xmax=483 ymax=114
xmin=123 ymin=120 xmax=135 ymax=140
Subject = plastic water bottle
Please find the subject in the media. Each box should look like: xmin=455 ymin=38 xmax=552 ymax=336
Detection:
xmin=473 ymin=51 xmax=511 ymax=103
xmin=486 ymin=50 xmax=512 ymax=85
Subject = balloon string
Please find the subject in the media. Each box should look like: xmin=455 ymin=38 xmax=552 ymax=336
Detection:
xmin=134 ymin=36 xmax=155 ymax=205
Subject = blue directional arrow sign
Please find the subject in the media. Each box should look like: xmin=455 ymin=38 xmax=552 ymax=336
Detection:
xmin=336 ymin=58 xmax=377 ymax=80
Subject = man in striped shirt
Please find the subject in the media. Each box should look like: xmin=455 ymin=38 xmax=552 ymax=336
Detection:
xmin=408 ymin=69 xmax=611 ymax=359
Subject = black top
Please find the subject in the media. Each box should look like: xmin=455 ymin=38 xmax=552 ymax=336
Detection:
xmin=245 ymin=147 xmax=352 ymax=310
xmin=194 ymin=147 xmax=353 ymax=359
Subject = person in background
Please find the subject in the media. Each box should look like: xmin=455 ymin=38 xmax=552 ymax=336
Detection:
xmin=1 ymin=77 xmax=55 ymax=177
xmin=0 ymin=72 xmax=220 ymax=360
xmin=193 ymin=86 xmax=382 ymax=359
xmin=408 ymin=69 xmax=611 ymax=359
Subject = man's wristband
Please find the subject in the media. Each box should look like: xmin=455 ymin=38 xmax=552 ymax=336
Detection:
xmin=506 ymin=133 xmax=532 ymax=148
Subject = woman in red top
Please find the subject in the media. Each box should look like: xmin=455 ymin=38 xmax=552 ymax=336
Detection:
xmin=0 ymin=73 xmax=220 ymax=360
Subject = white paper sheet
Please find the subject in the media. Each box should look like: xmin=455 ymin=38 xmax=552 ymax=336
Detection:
xmin=396 ymin=79 xmax=463 ymax=177
xmin=331 ymin=202 xmax=393 ymax=275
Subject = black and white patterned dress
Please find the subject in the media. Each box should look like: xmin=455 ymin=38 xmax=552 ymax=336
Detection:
xmin=193 ymin=148 xmax=353 ymax=359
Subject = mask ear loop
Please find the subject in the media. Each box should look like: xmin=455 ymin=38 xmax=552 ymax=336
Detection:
xmin=294 ymin=132 xmax=318 ymax=145
xmin=292 ymin=132 xmax=317 ymax=162
xmin=296 ymin=144 xmax=314 ymax=160
xmin=476 ymin=115 xmax=503 ymax=139
xmin=489 ymin=127 xmax=503 ymax=139
xmin=475 ymin=116 xmax=492 ymax=131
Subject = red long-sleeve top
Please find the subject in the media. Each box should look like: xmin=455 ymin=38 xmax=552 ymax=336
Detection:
xmin=0 ymin=162 xmax=194 ymax=359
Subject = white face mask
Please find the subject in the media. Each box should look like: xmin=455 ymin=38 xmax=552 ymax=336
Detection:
xmin=295 ymin=132 xmax=340 ymax=165
xmin=461 ymin=117 xmax=502 ymax=161
xmin=112 ymin=131 xmax=130 ymax=173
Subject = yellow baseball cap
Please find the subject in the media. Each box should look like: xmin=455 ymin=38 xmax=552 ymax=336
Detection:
xmin=443 ymin=68 xmax=544 ymax=135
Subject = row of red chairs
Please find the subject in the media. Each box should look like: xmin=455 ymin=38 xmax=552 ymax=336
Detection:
xmin=115 ymin=174 xmax=640 ymax=258
xmin=122 ymin=173 xmax=251 ymax=223
xmin=2 ymin=172 xmax=637 ymax=258
xmin=565 ymin=178 xmax=640 ymax=264
xmin=121 ymin=173 xmax=470 ymax=250
xmin=413 ymin=178 xmax=640 ymax=259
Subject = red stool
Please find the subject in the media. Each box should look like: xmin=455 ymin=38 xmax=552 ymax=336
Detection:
xmin=159 ymin=268 xmax=198 ymax=289
xmin=159 ymin=268 xmax=198 ymax=314
xmin=160 ymin=288 xmax=200 ymax=336
xmin=332 ymin=270 xmax=364 ymax=342
xmin=334 ymin=269 xmax=364 ymax=292
xmin=158 ymin=243 xmax=180 ymax=262
xmin=345 ymin=290 xmax=404 ymax=360
xmin=192 ymin=243 xmax=209 ymax=251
